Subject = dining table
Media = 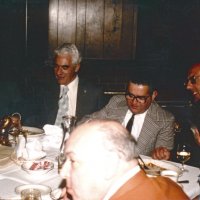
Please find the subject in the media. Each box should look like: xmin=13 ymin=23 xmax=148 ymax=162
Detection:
xmin=0 ymin=147 xmax=199 ymax=200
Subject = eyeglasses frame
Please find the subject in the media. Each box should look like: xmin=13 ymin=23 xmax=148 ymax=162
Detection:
xmin=125 ymin=92 xmax=150 ymax=103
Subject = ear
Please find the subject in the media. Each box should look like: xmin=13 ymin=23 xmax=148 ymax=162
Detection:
xmin=151 ymin=90 xmax=158 ymax=101
xmin=75 ymin=64 xmax=80 ymax=73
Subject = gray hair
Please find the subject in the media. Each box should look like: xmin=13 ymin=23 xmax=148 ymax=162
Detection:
xmin=88 ymin=120 xmax=137 ymax=161
xmin=54 ymin=43 xmax=82 ymax=65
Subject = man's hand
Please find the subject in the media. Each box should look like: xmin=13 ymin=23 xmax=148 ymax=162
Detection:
xmin=151 ymin=147 xmax=171 ymax=160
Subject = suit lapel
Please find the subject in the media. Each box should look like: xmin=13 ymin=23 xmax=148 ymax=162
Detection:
xmin=136 ymin=102 xmax=159 ymax=155
xmin=44 ymin=82 xmax=60 ymax=124
xmin=76 ymin=79 xmax=87 ymax=120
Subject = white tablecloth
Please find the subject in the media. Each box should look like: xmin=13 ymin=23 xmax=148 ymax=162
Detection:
xmin=0 ymin=151 xmax=199 ymax=199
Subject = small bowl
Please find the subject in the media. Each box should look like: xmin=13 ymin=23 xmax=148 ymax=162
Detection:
xmin=21 ymin=160 xmax=54 ymax=176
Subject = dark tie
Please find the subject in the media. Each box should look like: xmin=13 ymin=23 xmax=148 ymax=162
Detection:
xmin=126 ymin=114 xmax=134 ymax=133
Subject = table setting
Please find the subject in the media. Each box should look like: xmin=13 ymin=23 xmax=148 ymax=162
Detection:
xmin=0 ymin=114 xmax=77 ymax=199
xmin=140 ymin=155 xmax=200 ymax=199
xmin=0 ymin=114 xmax=199 ymax=199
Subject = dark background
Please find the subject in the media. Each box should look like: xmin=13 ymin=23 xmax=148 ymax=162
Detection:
xmin=0 ymin=0 xmax=200 ymax=117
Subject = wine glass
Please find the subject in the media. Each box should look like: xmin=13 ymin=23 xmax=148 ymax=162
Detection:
xmin=60 ymin=115 xmax=77 ymax=151
xmin=176 ymin=143 xmax=191 ymax=173
xmin=62 ymin=115 xmax=77 ymax=134
xmin=57 ymin=115 xmax=77 ymax=173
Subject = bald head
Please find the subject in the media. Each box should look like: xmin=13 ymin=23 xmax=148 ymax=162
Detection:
xmin=61 ymin=120 xmax=138 ymax=200
xmin=66 ymin=119 xmax=137 ymax=161
xmin=186 ymin=63 xmax=200 ymax=101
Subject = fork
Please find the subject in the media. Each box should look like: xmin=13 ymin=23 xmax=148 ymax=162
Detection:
xmin=137 ymin=155 xmax=150 ymax=170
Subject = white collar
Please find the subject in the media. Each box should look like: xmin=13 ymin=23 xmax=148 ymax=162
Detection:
xmin=103 ymin=165 xmax=141 ymax=200
xmin=60 ymin=76 xmax=79 ymax=93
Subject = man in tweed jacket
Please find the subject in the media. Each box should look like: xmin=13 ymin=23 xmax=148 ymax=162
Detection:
xmin=79 ymin=72 xmax=175 ymax=160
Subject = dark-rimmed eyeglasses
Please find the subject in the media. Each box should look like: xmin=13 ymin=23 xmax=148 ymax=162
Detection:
xmin=125 ymin=92 xmax=150 ymax=103
xmin=185 ymin=75 xmax=200 ymax=85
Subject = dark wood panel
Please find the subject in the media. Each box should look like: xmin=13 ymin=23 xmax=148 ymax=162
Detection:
xmin=49 ymin=0 xmax=59 ymax=52
xmin=76 ymin=0 xmax=86 ymax=55
xmin=104 ymin=0 xmax=122 ymax=59
xmin=48 ymin=0 xmax=137 ymax=59
xmin=58 ymin=0 xmax=76 ymax=45
xmin=132 ymin=5 xmax=138 ymax=59
xmin=120 ymin=0 xmax=135 ymax=59
xmin=85 ymin=0 xmax=104 ymax=58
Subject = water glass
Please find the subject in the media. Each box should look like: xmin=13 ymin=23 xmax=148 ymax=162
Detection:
xmin=21 ymin=188 xmax=41 ymax=200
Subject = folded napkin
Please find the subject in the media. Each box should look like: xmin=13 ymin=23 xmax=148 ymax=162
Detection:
xmin=16 ymin=135 xmax=46 ymax=160
xmin=42 ymin=124 xmax=69 ymax=150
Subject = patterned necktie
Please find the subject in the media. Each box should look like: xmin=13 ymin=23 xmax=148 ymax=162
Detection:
xmin=55 ymin=86 xmax=69 ymax=126
xmin=126 ymin=114 xmax=134 ymax=134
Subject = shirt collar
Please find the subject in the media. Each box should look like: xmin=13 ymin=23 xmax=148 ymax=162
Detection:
xmin=103 ymin=165 xmax=141 ymax=200
xmin=60 ymin=76 xmax=79 ymax=92
xmin=127 ymin=109 xmax=148 ymax=117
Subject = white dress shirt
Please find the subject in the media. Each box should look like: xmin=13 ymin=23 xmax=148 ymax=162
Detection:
xmin=123 ymin=109 xmax=147 ymax=141
xmin=67 ymin=76 xmax=79 ymax=116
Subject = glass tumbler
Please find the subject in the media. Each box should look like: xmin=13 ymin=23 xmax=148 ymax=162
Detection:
xmin=21 ymin=188 xmax=41 ymax=200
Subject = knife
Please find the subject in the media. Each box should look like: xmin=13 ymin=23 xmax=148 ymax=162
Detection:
xmin=178 ymin=180 xmax=189 ymax=184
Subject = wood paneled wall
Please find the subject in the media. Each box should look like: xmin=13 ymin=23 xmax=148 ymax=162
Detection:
xmin=49 ymin=0 xmax=138 ymax=59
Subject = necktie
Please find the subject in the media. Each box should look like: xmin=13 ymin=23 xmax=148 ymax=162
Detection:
xmin=55 ymin=86 xmax=69 ymax=126
xmin=126 ymin=114 xmax=134 ymax=133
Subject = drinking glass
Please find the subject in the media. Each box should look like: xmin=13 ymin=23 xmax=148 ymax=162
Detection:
xmin=60 ymin=115 xmax=77 ymax=152
xmin=176 ymin=143 xmax=191 ymax=173
xmin=21 ymin=188 xmax=41 ymax=200
xmin=62 ymin=115 xmax=77 ymax=134
xmin=57 ymin=115 xmax=76 ymax=173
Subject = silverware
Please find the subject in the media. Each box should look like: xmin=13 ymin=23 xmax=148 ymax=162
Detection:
xmin=178 ymin=180 xmax=189 ymax=184
xmin=137 ymin=155 xmax=150 ymax=170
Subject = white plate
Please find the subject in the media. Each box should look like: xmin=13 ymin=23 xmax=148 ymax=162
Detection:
xmin=22 ymin=126 xmax=44 ymax=137
xmin=139 ymin=158 xmax=181 ymax=176
xmin=15 ymin=184 xmax=51 ymax=195
xmin=21 ymin=160 xmax=54 ymax=176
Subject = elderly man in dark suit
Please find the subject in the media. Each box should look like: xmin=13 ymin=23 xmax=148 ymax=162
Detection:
xmin=79 ymin=72 xmax=175 ymax=160
xmin=26 ymin=43 xmax=105 ymax=128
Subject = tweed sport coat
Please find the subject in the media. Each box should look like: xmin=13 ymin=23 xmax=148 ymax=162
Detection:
xmin=80 ymin=95 xmax=175 ymax=156
xmin=109 ymin=170 xmax=189 ymax=200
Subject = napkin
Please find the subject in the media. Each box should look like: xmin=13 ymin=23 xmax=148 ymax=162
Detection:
xmin=16 ymin=136 xmax=46 ymax=160
xmin=42 ymin=124 xmax=69 ymax=150
xmin=25 ymin=139 xmax=46 ymax=160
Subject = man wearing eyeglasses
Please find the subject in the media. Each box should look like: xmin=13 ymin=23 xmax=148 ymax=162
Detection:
xmin=79 ymin=72 xmax=175 ymax=160
xmin=184 ymin=63 xmax=200 ymax=167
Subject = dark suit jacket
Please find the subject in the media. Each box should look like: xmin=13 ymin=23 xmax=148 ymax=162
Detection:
xmin=109 ymin=170 xmax=189 ymax=200
xmin=24 ymin=77 xmax=106 ymax=128
xmin=80 ymin=95 xmax=175 ymax=156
